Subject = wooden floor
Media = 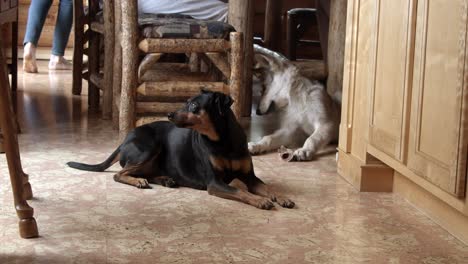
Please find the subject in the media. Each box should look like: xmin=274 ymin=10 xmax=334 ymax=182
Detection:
xmin=0 ymin=61 xmax=468 ymax=263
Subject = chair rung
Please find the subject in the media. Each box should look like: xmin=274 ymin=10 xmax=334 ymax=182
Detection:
xmin=139 ymin=64 xmax=216 ymax=82
xmin=90 ymin=21 xmax=104 ymax=34
xmin=82 ymin=71 xmax=89 ymax=80
xmin=291 ymin=60 xmax=327 ymax=80
xmin=135 ymin=115 xmax=167 ymax=127
xmin=89 ymin=73 xmax=103 ymax=89
xmin=297 ymin=40 xmax=321 ymax=47
xmin=136 ymin=102 xmax=185 ymax=115
xmin=139 ymin=38 xmax=230 ymax=53
xmin=137 ymin=81 xmax=228 ymax=97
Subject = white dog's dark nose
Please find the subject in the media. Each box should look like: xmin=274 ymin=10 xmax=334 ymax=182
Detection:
xmin=256 ymin=108 xmax=264 ymax=116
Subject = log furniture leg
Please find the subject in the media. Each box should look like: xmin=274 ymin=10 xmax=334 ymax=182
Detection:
xmin=102 ymin=0 xmax=115 ymax=120
xmin=88 ymin=0 xmax=101 ymax=111
xmin=72 ymin=0 xmax=85 ymax=95
xmin=228 ymin=0 xmax=254 ymax=117
xmin=229 ymin=32 xmax=244 ymax=119
xmin=11 ymin=20 xmax=18 ymax=91
xmin=112 ymin=0 xmax=123 ymax=129
xmin=119 ymin=0 xmax=138 ymax=140
xmin=0 ymin=48 xmax=38 ymax=239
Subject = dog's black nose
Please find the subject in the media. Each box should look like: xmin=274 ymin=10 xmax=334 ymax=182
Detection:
xmin=256 ymin=108 xmax=263 ymax=116
xmin=167 ymin=112 xmax=175 ymax=120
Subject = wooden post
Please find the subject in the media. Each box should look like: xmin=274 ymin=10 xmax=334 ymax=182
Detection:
xmin=72 ymin=0 xmax=85 ymax=95
xmin=326 ymin=0 xmax=347 ymax=96
xmin=0 ymin=48 xmax=38 ymax=239
xmin=11 ymin=19 xmax=18 ymax=91
xmin=228 ymin=0 xmax=253 ymax=117
xmin=229 ymin=32 xmax=244 ymax=119
xmin=88 ymin=0 xmax=100 ymax=111
xmin=286 ymin=10 xmax=298 ymax=60
xmin=119 ymin=0 xmax=139 ymax=140
xmin=264 ymin=0 xmax=282 ymax=51
xmin=112 ymin=0 xmax=122 ymax=129
xmin=102 ymin=0 xmax=115 ymax=120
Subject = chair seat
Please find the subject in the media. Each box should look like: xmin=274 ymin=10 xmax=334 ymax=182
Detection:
xmin=139 ymin=13 xmax=234 ymax=39
xmin=97 ymin=12 xmax=234 ymax=39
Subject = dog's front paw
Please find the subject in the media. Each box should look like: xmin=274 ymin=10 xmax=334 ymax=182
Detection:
xmin=255 ymin=198 xmax=275 ymax=210
xmin=248 ymin=142 xmax=266 ymax=155
xmin=293 ymin=148 xmax=314 ymax=161
xmin=271 ymin=196 xmax=296 ymax=208
xmin=135 ymin=178 xmax=151 ymax=189
xmin=162 ymin=177 xmax=178 ymax=188
xmin=274 ymin=196 xmax=295 ymax=208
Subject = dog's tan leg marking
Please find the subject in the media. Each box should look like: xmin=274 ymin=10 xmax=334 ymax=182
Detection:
xmin=208 ymin=183 xmax=275 ymax=210
xmin=250 ymin=181 xmax=295 ymax=208
xmin=209 ymin=156 xmax=252 ymax=174
xmin=113 ymin=165 xmax=151 ymax=189
xmin=148 ymin=176 xmax=177 ymax=188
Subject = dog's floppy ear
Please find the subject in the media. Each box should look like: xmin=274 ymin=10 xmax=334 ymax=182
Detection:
xmin=254 ymin=54 xmax=270 ymax=69
xmin=214 ymin=93 xmax=234 ymax=116
xmin=254 ymin=53 xmax=282 ymax=71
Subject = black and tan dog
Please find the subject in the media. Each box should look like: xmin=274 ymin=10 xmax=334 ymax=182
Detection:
xmin=67 ymin=91 xmax=294 ymax=210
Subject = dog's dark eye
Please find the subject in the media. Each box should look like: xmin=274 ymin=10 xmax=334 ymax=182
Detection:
xmin=188 ymin=102 xmax=199 ymax=113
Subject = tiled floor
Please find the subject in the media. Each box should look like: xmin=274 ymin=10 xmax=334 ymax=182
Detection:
xmin=1 ymin=62 xmax=468 ymax=263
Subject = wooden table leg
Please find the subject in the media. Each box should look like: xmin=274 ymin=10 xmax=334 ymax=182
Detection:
xmin=0 ymin=47 xmax=38 ymax=239
xmin=11 ymin=20 xmax=18 ymax=91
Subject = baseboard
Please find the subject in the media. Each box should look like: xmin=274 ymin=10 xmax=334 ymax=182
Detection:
xmin=393 ymin=172 xmax=468 ymax=245
xmin=337 ymin=149 xmax=394 ymax=192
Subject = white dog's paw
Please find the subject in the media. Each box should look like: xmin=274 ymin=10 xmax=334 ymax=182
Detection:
xmin=248 ymin=142 xmax=266 ymax=155
xmin=293 ymin=148 xmax=314 ymax=161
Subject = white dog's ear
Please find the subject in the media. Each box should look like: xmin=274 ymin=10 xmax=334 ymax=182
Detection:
xmin=254 ymin=54 xmax=270 ymax=69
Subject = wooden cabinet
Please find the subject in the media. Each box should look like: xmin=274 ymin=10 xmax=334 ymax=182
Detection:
xmin=407 ymin=0 xmax=468 ymax=197
xmin=339 ymin=0 xmax=468 ymax=214
xmin=368 ymin=0 xmax=416 ymax=161
xmin=338 ymin=0 xmax=468 ymax=244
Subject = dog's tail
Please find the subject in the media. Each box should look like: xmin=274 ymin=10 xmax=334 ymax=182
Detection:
xmin=67 ymin=148 xmax=120 ymax=172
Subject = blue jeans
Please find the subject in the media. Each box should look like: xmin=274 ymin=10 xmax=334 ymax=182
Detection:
xmin=23 ymin=0 xmax=73 ymax=56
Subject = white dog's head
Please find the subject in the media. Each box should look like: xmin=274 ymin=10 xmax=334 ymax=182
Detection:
xmin=253 ymin=45 xmax=294 ymax=115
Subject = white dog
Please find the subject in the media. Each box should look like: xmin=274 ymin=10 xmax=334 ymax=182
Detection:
xmin=248 ymin=45 xmax=341 ymax=161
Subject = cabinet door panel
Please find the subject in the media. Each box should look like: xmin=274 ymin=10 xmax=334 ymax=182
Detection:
xmin=368 ymin=0 xmax=416 ymax=160
xmin=408 ymin=0 xmax=468 ymax=197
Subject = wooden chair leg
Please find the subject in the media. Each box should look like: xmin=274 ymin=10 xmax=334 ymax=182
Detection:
xmin=102 ymin=0 xmax=115 ymax=120
xmin=229 ymin=32 xmax=244 ymax=120
xmin=72 ymin=0 xmax=84 ymax=96
xmin=88 ymin=30 xmax=100 ymax=111
xmin=0 ymin=49 xmax=38 ymax=239
xmin=286 ymin=11 xmax=298 ymax=60
xmin=228 ymin=0 xmax=253 ymax=117
xmin=112 ymin=0 xmax=122 ymax=130
xmin=11 ymin=21 xmax=18 ymax=91
xmin=119 ymin=0 xmax=139 ymax=141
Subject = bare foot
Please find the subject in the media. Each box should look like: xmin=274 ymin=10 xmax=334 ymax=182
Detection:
xmin=23 ymin=43 xmax=38 ymax=73
xmin=49 ymin=55 xmax=72 ymax=70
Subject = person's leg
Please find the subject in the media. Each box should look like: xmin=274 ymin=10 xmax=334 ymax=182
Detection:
xmin=49 ymin=0 xmax=73 ymax=70
xmin=23 ymin=0 xmax=53 ymax=73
